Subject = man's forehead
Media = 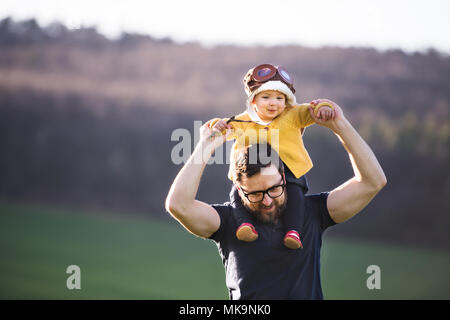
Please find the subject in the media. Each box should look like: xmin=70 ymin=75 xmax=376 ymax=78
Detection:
xmin=259 ymin=165 xmax=280 ymax=177
xmin=239 ymin=165 xmax=282 ymax=190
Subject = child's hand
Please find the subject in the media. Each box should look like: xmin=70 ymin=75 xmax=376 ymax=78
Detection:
xmin=212 ymin=119 xmax=232 ymax=135
xmin=316 ymin=106 xmax=334 ymax=121
xmin=308 ymin=99 xmax=347 ymax=133
xmin=201 ymin=120 xmax=232 ymax=149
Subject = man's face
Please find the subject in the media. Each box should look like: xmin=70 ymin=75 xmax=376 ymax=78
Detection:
xmin=236 ymin=165 xmax=287 ymax=224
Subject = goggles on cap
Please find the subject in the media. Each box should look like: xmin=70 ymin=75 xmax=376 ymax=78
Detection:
xmin=244 ymin=64 xmax=296 ymax=94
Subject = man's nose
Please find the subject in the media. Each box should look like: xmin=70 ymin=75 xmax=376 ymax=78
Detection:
xmin=261 ymin=193 xmax=273 ymax=206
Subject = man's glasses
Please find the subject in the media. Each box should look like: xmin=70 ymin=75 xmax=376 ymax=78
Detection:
xmin=239 ymin=176 xmax=286 ymax=203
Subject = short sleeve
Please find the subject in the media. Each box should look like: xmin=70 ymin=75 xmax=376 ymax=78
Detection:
xmin=306 ymin=192 xmax=337 ymax=232
xmin=208 ymin=203 xmax=233 ymax=242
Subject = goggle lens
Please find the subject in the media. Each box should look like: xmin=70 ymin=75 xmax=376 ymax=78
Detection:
xmin=279 ymin=69 xmax=292 ymax=83
xmin=257 ymin=68 xmax=273 ymax=78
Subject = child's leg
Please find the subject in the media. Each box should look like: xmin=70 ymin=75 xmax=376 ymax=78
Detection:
xmin=230 ymin=184 xmax=258 ymax=242
xmin=296 ymin=174 xmax=309 ymax=195
xmin=282 ymin=166 xmax=307 ymax=249
xmin=283 ymin=182 xmax=306 ymax=249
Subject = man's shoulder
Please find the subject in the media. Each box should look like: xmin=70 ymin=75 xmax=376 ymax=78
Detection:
xmin=304 ymin=192 xmax=329 ymax=204
xmin=211 ymin=202 xmax=233 ymax=215
xmin=304 ymin=192 xmax=336 ymax=231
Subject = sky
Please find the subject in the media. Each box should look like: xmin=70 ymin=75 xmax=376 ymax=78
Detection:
xmin=1 ymin=0 xmax=450 ymax=53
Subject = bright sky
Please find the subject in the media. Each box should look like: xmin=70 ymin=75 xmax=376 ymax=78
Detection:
xmin=1 ymin=0 xmax=449 ymax=53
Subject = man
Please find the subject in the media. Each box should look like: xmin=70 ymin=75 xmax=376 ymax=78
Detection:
xmin=165 ymin=99 xmax=387 ymax=299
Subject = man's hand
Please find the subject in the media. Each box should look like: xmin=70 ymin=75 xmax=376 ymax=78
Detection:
xmin=211 ymin=119 xmax=232 ymax=135
xmin=204 ymin=120 xmax=233 ymax=146
xmin=308 ymin=99 xmax=346 ymax=133
xmin=202 ymin=119 xmax=232 ymax=150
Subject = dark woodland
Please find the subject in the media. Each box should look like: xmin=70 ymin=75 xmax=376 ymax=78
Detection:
xmin=0 ymin=18 xmax=449 ymax=249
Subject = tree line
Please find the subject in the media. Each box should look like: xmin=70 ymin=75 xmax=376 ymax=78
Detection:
xmin=0 ymin=17 xmax=449 ymax=249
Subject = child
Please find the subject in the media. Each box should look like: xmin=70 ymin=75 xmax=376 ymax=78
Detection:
xmin=209 ymin=64 xmax=334 ymax=249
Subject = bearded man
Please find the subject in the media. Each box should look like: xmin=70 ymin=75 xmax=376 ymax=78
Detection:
xmin=165 ymin=101 xmax=386 ymax=299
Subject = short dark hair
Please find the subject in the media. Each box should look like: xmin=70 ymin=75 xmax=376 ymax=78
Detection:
xmin=232 ymin=143 xmax=284 ymax=183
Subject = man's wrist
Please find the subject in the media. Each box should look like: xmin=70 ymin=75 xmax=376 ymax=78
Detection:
xmin=331 ymin=117 xmax=352 ymax=136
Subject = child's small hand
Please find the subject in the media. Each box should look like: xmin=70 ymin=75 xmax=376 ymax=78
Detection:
xmin=316 ymin=106 xmax=334 ymax=121
xmin=309 ymin=99 xmax=347 ymax=133
xmin=201 ymin=119 xmax=232 ymax=148
xmin=212 ymin=119 xmax=232 ymax=135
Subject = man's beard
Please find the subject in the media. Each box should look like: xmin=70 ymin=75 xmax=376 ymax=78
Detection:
xmin=242 ymin=194 xmax=287 ymax=225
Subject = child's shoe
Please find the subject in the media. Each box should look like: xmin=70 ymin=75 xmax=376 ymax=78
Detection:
xmin=284 ymin=230 xmax=303 ymax=249
xmin=236 ymin=223 xmax=258 ymax=242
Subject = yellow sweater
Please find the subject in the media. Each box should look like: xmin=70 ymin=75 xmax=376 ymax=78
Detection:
xmin=210 ymin=103 xmax=326 ymax=180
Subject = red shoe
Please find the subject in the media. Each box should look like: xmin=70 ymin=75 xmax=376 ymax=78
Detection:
xmin=284 ymin=230 xmax=303 ymax=249
xmin=236 ymin=223 xmax=258 ymax=242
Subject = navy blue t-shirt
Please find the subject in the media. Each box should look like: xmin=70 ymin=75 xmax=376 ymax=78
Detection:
xmin=209 ymin=192 xmax=336 ymax=300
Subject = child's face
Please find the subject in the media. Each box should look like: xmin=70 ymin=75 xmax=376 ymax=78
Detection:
xmin=252 ymin=90 xmax=286 ymax=122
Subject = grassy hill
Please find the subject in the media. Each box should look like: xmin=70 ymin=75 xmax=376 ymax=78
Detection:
xmin=1 ymin=201 xmax=449 ymax=299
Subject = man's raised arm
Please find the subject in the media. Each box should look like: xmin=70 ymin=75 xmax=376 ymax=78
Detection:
xmin=309 ymin=99 xmax=387 ymax=224
xmin=165 ymin=121 xmax=231 ymax=238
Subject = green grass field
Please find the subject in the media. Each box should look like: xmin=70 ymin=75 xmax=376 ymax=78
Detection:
xmin=1 ymin=202 xmax=449 ymax=299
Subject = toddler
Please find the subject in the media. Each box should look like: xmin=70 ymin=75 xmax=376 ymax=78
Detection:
xmin=209 ymin=64 xmax=334 ymax=249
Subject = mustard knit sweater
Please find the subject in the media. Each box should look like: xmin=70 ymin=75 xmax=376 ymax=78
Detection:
xmin=209 ymin=103 xmax=326 ymax=180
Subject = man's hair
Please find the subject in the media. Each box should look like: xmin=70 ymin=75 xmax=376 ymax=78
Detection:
xmin=232 ymin=143 xmax=284 ymax=183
